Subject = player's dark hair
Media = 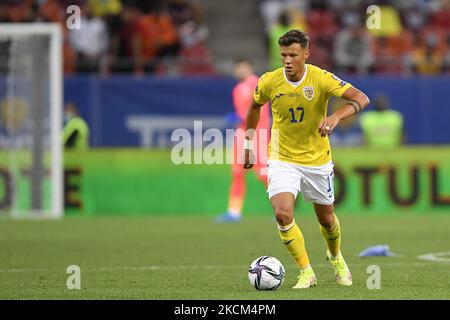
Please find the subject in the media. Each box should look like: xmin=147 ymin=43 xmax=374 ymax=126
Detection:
xmin=278 ymin=30 xmax=309 ymax=49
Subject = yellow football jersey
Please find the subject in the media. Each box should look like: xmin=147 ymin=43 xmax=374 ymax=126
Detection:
xmin=253 ymin=64 xmax=352 ymax=166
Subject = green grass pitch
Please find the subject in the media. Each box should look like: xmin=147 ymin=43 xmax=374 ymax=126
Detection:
xmin=0 ymin=213 xmax=449 ymax=299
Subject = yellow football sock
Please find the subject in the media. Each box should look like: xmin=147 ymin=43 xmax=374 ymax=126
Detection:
xmin=278 ymin=219 xmax=310 ymax=270
xmin=320 ymin=213 xmax=341 ymax=257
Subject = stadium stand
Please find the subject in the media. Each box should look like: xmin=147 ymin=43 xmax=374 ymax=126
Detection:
xmin=0 ymin=0 xmax=448 ymax=75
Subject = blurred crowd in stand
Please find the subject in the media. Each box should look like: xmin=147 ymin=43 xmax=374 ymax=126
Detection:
xmin=259 ymin=0 xmax=450 ymax=75
xmin=2 ymin=0 xmax=449 ymax=76
xmin=0 ymin=0 xmax=214 ymax=75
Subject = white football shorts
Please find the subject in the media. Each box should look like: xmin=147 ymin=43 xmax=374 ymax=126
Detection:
xmin=267 ymin=159 xmax=335 ymax=205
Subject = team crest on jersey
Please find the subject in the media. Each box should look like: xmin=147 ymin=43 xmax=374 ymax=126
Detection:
xmin=303 ymin=86 xmax=314 ymax=100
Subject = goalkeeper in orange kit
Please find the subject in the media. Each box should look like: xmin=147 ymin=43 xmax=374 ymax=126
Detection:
xmin=216 ymin=59 xmax=271 ymax=223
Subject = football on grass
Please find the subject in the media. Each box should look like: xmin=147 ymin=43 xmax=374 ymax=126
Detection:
xmin=248 ymin=256 xmax=285 ymax=290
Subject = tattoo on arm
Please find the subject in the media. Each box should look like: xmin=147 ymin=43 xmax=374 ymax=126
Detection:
xmin=349 ymin=103 xmax=358 ymax=115
xmin=349 ymin=100 xmax=362 ymax=115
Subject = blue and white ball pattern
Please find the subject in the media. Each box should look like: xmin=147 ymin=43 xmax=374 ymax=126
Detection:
xmin=248 ymin=256 xmax=285 ymax=290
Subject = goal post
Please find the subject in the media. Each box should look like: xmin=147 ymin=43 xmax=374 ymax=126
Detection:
xmin=0 ymin=23 xmax=63 ymax=219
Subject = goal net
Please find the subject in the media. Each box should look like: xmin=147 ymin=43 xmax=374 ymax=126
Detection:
xmin=0 ymin=24 xmax=63 ymax=219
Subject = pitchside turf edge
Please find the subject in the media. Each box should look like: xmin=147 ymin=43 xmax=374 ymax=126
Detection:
xmin=0 ymin=214 xmax=449 ymax=299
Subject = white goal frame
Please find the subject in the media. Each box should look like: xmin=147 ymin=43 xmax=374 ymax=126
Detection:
xmin=0 ymin=23 xmax=63 ymax=219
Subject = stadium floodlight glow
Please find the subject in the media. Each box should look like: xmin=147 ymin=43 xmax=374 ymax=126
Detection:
xmin=0 ymin=23 xmax=63 ymax=219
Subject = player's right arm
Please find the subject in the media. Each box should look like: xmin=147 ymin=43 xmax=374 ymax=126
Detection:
xmin=244 ymin=100 xmax=263 ymax=169
xmin=244 ymin=73 xmax=270 ymax=169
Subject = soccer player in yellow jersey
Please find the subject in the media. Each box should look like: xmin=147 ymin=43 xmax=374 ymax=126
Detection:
xmin=244 ymin=30 xmax=370 ymax=288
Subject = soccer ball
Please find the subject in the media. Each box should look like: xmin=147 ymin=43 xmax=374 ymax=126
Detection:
xmin=248 ymin=256 xmax=285 ymax=290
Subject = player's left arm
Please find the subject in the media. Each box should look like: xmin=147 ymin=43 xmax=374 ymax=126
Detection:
xmin=318 ymin=86 xmax=370 ymax=137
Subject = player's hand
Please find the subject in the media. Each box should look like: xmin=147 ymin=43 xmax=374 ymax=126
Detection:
xmin=318 ymin=115 xmax=340 ymax=137
xmin=244 ymin=149 xmax=255 ymax=169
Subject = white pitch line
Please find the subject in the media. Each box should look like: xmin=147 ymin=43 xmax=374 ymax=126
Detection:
xmin=0 ymin=261 xmax=449 ymax=274
xmin=0 ymin=268 xmax=52 ymax=273
xmin=417 ymin=251 xmax=450 ymax=262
